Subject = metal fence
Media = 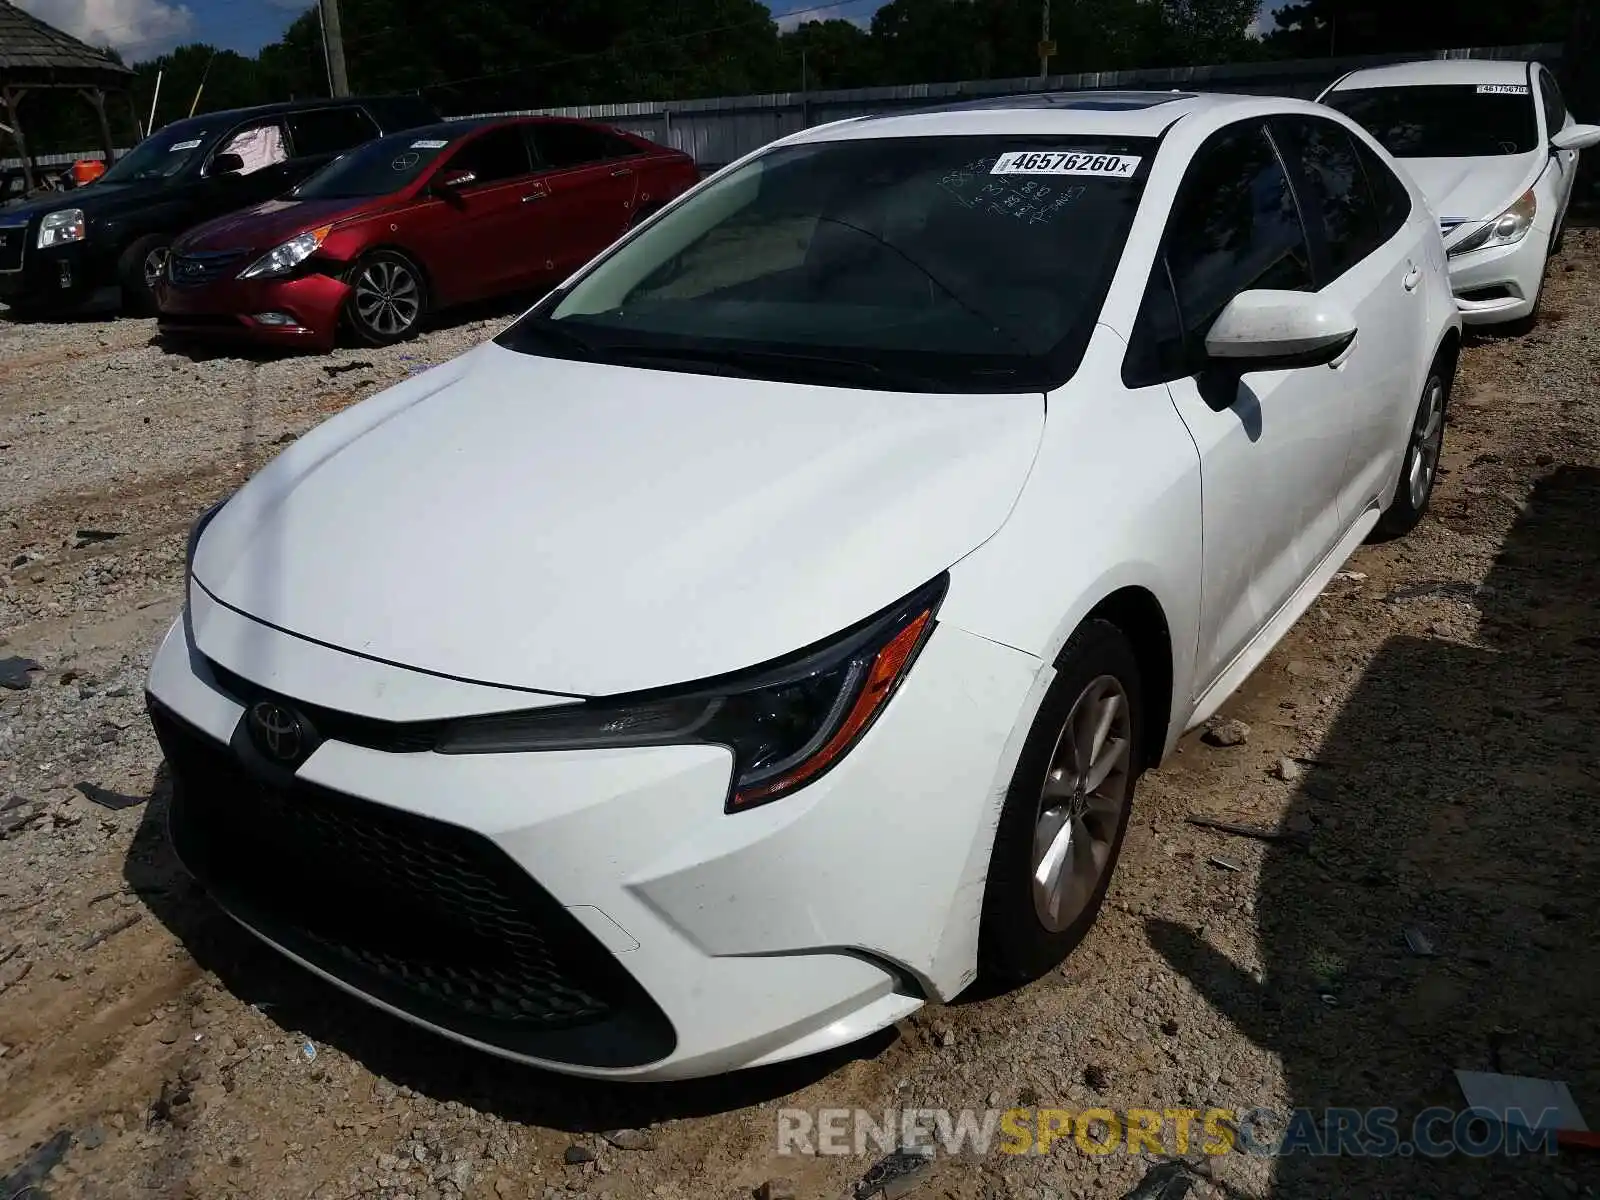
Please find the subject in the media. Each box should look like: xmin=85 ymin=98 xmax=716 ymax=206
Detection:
xmin=457 ymin=42 xmax=1564 ymax=170
xmin=3 ymin=41 xmax=1564 ymax=174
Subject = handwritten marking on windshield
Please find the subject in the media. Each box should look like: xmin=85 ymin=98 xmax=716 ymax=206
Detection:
xmin=939 ymin=160 xmax=1089 ymax=225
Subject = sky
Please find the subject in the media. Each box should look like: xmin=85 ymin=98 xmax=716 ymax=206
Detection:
xmin=15 ymin=0 xmax=1291 ymax=63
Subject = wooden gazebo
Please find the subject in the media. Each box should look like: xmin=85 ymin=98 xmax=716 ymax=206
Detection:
xmin=0 ymin=0 xmax=135 ymax=191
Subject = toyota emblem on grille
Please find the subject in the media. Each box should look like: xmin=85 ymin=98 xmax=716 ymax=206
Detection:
xmin=249 ymin=700 xmax=305 ymax=763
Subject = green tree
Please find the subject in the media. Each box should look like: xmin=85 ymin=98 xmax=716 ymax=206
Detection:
xmin=782 ymin=19 xmax=883 ymax=91
xmin=1266 ymin=0 xmax=1571 ymax=57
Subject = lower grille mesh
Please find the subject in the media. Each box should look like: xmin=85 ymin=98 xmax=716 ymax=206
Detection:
xmin=149 ymin=698 xmax=674 ymax=1066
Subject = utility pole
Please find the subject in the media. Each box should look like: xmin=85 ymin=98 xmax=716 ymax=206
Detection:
xmin=1038 ymin=0 xmax=1056 ymax=80
xmin=320 ymin=0 xmax=350 ymax=97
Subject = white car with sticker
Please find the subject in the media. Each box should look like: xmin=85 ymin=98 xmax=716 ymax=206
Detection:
xmin=1321 ymin=58 xmax=1600 ymax=327
xmin=148 ymin=90 xmax=1460 ymax=1081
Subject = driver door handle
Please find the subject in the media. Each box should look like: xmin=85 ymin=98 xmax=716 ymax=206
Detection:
xmin=610 ymin=166 xmax=634 ymax=178
xmin=1403 ymin=263 xmax=1422 ymax=292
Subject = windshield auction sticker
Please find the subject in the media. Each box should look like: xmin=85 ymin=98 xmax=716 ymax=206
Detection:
xmin=169 ymin=139 xmax=204 ymax=152
xmin=1476 ymin=84 xmax=1529 ymax=94
xmin=990 ymin=151 xmax=1141 ymax=177
xmin=411 ymin=139 xmax=450 ymax=149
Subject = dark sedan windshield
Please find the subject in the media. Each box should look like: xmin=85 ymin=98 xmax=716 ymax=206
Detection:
xmin=292 ymin=130 xmax=458 ymax=200
xmin=496 ymin=135 xmax=1154 ymax=392
xmin=97 ymin=125 xmax=212 ymax=183
xmin=1323 ymin=84 xmax=1540 ymax=157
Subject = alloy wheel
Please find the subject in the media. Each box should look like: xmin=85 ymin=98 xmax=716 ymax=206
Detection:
xmin=142 ymin=247 xmax=169 ymax=289
xmin=354 ymin=259 xmax=422 ymax=338
xmin=1031 ymin=674 xmax=1133 ymax=933
xmin=1407 ymin=374 xmax=1446 ymax=511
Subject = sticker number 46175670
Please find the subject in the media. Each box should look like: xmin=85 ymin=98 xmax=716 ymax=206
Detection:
xmin=990 ymin=151 xmax=1141 ymax=177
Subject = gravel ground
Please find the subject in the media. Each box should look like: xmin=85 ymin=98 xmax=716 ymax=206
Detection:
xmin=2 ymin=234 xmax=1599 ymax=1200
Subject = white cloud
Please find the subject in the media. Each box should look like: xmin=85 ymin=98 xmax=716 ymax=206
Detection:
xmin=1248 ymin=0 xmax=1288 ymax=37
xmin=775 ymin=2 xmax=872 ymax=32
xmin=14 ymin=0 xmax=196 ymax=57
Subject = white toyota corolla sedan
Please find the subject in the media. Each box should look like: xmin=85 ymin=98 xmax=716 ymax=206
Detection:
xmin=1320 ymin=59 xmax=1600 ymax=328
xmin=147 ymin=90 xmax=1460 ymax=1080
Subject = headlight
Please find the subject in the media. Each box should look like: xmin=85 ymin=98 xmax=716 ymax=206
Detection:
xmin=37 ymin=209 xmax=86 ymax=249
xmin=437 ymin=575 xmax=948 ymax=810
xmin=1447 ymin=190 xmax=1536 ymax=258
xmin=238 ymin=224 xmax=333 ymax=279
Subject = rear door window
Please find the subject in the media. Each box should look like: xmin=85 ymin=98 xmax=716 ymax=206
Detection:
xmin=1348 ymin=134 xmax=1412 ymax=244
xmin=532 ymin=124 xmax=641 ymax=170
xmin=287 ymin=107 xmax=381 ymax=159
xmin=1271 ymin=115 xmax=1383 ymax=282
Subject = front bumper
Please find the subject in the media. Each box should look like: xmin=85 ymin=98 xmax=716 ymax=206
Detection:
xmin=144 ymin=596 xmax=1040 ymax=1079
xmin=0 ymin=235 xmax=112 ymax=309
xmin=155 ymin=269 xmax=350 ymax=350
xmin=1445 ymin=227 xmax=1549 ymax=325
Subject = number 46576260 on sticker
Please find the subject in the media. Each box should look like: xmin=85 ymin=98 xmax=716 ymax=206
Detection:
xmin=990 ymin=151 xmax=1142 ymax=177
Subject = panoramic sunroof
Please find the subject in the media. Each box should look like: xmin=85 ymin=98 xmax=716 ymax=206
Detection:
xmin=933 ymin=90 xmax=1196 ymax=113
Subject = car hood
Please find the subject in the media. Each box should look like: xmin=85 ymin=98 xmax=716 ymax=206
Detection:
xmin=0 ymin=179 xmax=170 ymax=224
xmin=1399 ymin=153 xmax=1545 ymax=223
xmin=191 ymin=342 xmax=1045 ymax=696
xmin=177 ymin=196 xmax=379 ymax=254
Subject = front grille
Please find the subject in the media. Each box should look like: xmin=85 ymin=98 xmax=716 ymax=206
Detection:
xmin=0 ymin=225 xmax=24 ymax=273
xmin=149 ymin=699 xmax=675 ymax=1067
xmin=167 ymin=249 xmax=247 ymax=287
xmin=205 ymin=656 xmax=443 ymax=752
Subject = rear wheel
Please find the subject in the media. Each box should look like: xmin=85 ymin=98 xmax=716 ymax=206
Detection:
xmin=979 ymin=619 xmax=1144 ymax=984
xmin=118 ymin=233 xmax=171 ymax=315
xmin=1372 ymin=360 xmax=1450 ymax=541
xmin=345 ymin=251 xmax=427 ymax=346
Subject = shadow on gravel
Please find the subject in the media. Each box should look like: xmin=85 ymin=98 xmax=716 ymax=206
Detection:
xmin=1150 ymin=465 xmax=1600 ymax=1196
xmin=123 ymin=775 xmax=894 ymax=1131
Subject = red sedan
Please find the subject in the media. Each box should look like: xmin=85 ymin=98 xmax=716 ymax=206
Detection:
xmin=156 ymin=116 xmax=699 ymax=349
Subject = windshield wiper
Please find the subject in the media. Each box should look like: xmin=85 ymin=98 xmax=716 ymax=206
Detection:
xmin=595 ymin=344 xmax=970 ymax=392
xmin=518 ymin=320 xmax=596 ymax=358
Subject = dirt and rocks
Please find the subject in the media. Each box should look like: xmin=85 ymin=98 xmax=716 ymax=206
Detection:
xmin=3 ymin=235 xmax=1600 ymax=1200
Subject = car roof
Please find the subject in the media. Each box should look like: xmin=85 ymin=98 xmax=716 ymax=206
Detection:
xmin=1325 ymin=58 xmax=1535 ymax=92
xmin=785 ymin=90 xmax=1314 ymax=144
xmin=155 ymin=94 xmax=433 ymax=138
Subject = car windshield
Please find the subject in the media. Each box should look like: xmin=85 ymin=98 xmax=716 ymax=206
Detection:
xmin=292 ymin=130 xmax=459 ymax=200
xmin=496 ymin=135 xmax=1155 ymax=393
xmin=97 ymin=126 xmax=212 ymax=183
xmin=1323 ymin=84 xmax=1540 ymax=157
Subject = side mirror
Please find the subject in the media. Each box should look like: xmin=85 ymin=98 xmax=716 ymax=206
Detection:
xmin=1551 ymin=124 xmax=1600 ymax=152
xmin=210 ymin=152 xmax=246 ymax=177
xmin=1204 ymin=289 xmax=1357 ymax=372
xmin=437 ymin=169 xmax=477 ymax=192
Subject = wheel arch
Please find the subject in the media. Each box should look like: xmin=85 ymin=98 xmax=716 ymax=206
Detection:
xmin=1081 ymin=586 xmax=1174 ymax=771
xmin=344 ymin=242 xmax=435 ymax=302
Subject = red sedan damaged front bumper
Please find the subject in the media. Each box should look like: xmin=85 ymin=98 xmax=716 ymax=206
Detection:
xmin=156 ymin=267 xmax=351 ymax=351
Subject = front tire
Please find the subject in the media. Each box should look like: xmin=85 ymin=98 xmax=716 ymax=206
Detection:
xmin=978 ymin=619 xmax=1144 ymax=984
xmin=344 ymin=250 xmax=427 ymax=346
xmin=118 ymin=233 xmax=171 ymax=316
xmin=1372 ymin=360 xmax=1450 ymax=541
